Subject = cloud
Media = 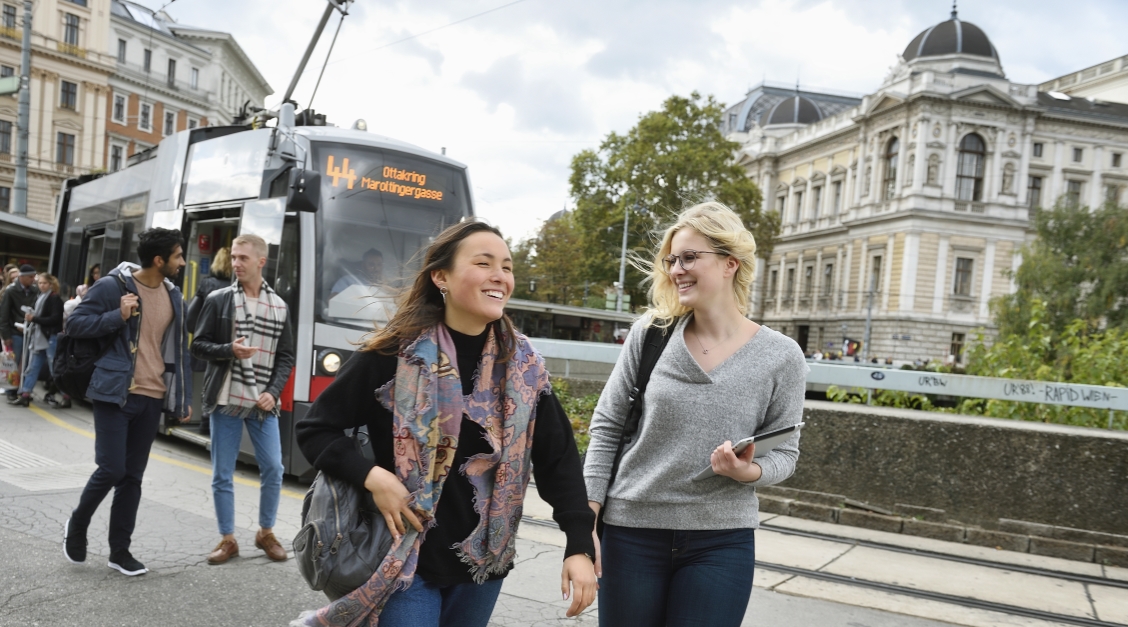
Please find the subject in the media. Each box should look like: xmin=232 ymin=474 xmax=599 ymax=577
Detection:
xmin=460 ymin=55 xmax=595 ymax=134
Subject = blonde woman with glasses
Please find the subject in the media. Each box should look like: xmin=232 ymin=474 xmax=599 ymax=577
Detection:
xmin=584 ymin=202 xmax=807 ymax=627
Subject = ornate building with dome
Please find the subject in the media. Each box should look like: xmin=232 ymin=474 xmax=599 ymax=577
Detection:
xmin=724 ymin=9 xmax=1128 ymax=363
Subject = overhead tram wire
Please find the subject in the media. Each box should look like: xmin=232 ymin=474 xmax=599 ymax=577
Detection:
xmin=325 ymin=0 xmax=533 ymax=66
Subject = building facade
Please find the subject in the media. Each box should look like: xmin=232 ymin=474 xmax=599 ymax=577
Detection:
xmin=0 ymin=0 xmax=115 ymax=266
xmin=106 ymin=1 xmax=271 ymax=170
xmin=726 ymin=11 xmax=1128 ymax=363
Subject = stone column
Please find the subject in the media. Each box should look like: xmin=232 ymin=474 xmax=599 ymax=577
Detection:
xmin=979 ymin=239 xmax=996 ymax=319
xmin=1090 ymin=146 xmax=1105 ymax=208
xmin=81 ymin=84 xmax=97 ymax=170
xmin=804 ymin=174 xmax=814 ymax=223
xmin=775 ymin=259 xmax=785 ymax=315
xmin=1050 ymin=140 xmax=1065 ymax=201
xmin=841 ymin=241 xmax=853 ymax=310
xmin=881 ymin=237 xmax=894 ymax=311
xmin=932 ymin=236 xmax=950 ymax=313
xmin=894 ymin=121 xmax=910 ymax=195
xmin=834 ymin=246 xmax=844 ymax=311
xmin=853 ymin=130 xmax=868 ymax=206
xmin=987 ymin=127 xmax=1005 ymax=201
xmin=1016 ymin=117 xmax=1033 ymax=207
xmin=912 ymin=116 xmax=929 ymax=194
xmin=943 ymin=122 xmax=959 ymax=199
xmin=899 ymin=232 xmax=920 ymax=311
xmin=793 ymin=251 xmax=804 ymax=315
xmin=813 ymin=249 xmax=824 ymax=313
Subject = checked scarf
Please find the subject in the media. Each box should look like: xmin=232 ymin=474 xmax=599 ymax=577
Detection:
xmin=297 ymin=323 xmax=550 ymax=627
xmin=222 ymin=280 xmax=287 ymax=419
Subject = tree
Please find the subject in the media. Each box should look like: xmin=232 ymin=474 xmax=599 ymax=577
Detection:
xmin=568 ymin=92 xmax=777 ymax=309
xmin=992 ymin=200 xmax=1128 ymax=340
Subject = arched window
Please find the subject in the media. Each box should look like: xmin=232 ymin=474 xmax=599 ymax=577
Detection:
xmin=956 ymin=134 xmax=986 ymax=201
xmin=883 ymin=137 xmax=899 ymax=200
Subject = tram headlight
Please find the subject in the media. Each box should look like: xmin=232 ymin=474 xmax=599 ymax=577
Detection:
xmin=317 ymin=349 xmax=343 ymax=375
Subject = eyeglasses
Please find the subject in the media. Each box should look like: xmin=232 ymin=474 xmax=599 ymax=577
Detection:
xmin=662 ymin=250 xmax=726 ymax=272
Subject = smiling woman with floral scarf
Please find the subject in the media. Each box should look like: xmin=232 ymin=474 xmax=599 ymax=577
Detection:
xmin=294 ymin=221 xmax=597 ymax=627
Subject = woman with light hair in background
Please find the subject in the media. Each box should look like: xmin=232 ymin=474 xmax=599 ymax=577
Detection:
xmin=186 ymin=246 xmax=232 ymax=436
xmin=2 ymin=264 xmax=17 ymax=290
xmin=584 ymin=202 xmax=807 ymax=627
xmin=10 ymin=273 xmax=65 ymax=407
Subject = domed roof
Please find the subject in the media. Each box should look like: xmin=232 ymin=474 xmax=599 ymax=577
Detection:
xmin=766 ymin=96 xmax=824 ymax=126
xmin=902 ymin=11 xmax=998 ymax=63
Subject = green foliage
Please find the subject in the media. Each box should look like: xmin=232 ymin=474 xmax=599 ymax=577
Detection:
xmin=961 ymin=299 xmax=1128 ymax=429
xmin=825 ymin=385 xmax=937 ymax=411
xmin=566 ymin=92 xmax=777 ymax=309
xmin=992 ymin=200 xmax=1128 ymax=341
xmin=551 ymin=378 xmax=601 ymax=453
xmin=510 ymin=212 xmax=588 ymax=306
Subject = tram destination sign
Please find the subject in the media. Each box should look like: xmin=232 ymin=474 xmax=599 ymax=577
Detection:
xmin=324 ymin=151 xmax=446 ymax=202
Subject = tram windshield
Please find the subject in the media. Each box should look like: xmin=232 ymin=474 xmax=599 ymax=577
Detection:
xmin=310 ymin=141 xmax=470 ymax=328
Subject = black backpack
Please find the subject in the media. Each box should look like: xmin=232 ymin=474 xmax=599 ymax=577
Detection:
xmin=53 ymin=276 xmax=127 ymax=400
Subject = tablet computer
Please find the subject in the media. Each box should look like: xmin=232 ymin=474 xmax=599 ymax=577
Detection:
xmin=692 ymin=422 xmax=804 ymax=481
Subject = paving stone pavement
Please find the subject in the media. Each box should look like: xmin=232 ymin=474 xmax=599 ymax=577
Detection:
xmin=0 ymin=399 xmax=963 ymax=627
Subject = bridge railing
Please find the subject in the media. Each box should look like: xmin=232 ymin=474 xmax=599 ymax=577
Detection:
xmin=528 ymin=338 xmax=1126 ymax=427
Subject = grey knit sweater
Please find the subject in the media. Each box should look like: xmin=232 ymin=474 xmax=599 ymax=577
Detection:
xmin=584 ymin=314 xmax=808 ymax=530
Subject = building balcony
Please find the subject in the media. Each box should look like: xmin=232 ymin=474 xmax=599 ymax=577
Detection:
xmin=954 ymin=201 xmax=986 ymax=214
xmin=0 ymin=26 xmax=18 ymax=41
xmin=781 ymin=296 xmax=794 ymax=308
xmin=817 ymin=295 xmax=831 ymax=310
xmin=57 ymin=42 xmax=86 ymax=59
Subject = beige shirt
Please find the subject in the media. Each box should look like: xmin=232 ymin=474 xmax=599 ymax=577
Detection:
xmin=131 ymin=280 xmax=173 ymax=400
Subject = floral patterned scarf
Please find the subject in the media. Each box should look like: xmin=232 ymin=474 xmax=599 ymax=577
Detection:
xmin=296 ymin=323 xmax=549 ymax=627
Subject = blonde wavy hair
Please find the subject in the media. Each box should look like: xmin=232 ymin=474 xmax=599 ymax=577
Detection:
xmin=644 ymin=202 xmax=758 ymax=327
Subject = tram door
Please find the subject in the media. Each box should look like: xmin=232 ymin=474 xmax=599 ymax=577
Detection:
xmin=180 ymin=199 xmax=293 ymax=465
xmin=181 ymin=207 xmax=241 ymax=432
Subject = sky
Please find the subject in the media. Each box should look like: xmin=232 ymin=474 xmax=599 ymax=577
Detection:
xmin=142 ymin=0 xmax=1128 ymax=241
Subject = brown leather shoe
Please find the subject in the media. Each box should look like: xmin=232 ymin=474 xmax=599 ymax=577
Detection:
xmin=255 ymin=529 xmax=288 ymax=562
xmin=207 ymin=538 xmax=239 ymax=565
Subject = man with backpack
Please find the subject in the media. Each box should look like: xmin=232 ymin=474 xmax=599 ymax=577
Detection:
xmin=63 ymin=228 xmax=192 ymax=576
xmin=191 ymin=234 xmax=294 ymax=566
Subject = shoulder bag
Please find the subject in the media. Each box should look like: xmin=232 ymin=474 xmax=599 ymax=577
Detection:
xmin=293 ymin=429 xmax=394 ymax=601
xmin=596 ymin=321 xmax=674 ymax=539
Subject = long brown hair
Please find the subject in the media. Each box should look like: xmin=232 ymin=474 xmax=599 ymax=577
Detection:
xmin=362 ymin=220 xmax=517 ymax=359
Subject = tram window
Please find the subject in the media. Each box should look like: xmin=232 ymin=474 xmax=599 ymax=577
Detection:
xmin=310 ymin=141 xmax=470 ymax=327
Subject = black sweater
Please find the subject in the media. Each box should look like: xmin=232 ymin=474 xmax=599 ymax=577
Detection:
xmin=30 ymin=293 xmax=64 ymax=338
xmin=296 ymin=328 xmax=595 ymax=586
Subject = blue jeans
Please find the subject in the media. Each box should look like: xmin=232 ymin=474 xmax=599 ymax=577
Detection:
xmin=210 ymin=408 xmax=283 ymax=535
xmin=598 ymin=524 xmax=756 ymax=627
xmin=19 ymin=335 xmax=56 ymax=395
xmin=378 ymin=574 xmax=504 ymax=627
xmin=71 ymin=395 xmax=163 ymax=552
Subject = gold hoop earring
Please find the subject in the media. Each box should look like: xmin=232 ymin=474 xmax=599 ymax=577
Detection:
xmin=439 ymin=286 xmax=448 ymax=304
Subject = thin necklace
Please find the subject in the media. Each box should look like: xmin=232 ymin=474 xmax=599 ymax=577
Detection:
xmin=690 ymin=325 xmax=737 ymax=355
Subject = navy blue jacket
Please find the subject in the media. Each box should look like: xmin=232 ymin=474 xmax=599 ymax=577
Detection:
xmin=66 ymin=262 xmax=191 ymax=418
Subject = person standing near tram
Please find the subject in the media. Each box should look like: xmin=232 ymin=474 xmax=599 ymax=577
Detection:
xmin=584 ymin=202 xmax=806 ymax=627
xmin=191 ymin=234 xmax=295 ymax=566
xmin=63 ymin=228 xmax=193 ymax=576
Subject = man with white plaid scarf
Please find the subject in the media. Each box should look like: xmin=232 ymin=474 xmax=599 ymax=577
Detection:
xmin=191 ymin=233 xmax=295 ymax=565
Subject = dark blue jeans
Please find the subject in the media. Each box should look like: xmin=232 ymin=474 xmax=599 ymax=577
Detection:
xmin=378 ymin=574 xmax=504 ymax=627
xmin=598 ymin=524 xmax=756 ymax=627
xmin=71 ymin=395 xmax=163 ymax=553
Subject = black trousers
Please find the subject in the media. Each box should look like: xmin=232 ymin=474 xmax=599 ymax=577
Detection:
xmin=71 ymin=394 xmax=163 ymax=553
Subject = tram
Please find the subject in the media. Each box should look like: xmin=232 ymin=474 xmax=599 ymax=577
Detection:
xmin=50 ymin=106 xmax=472 ymax=479
xmin=505 ymin=298 xmax=636 ymax=343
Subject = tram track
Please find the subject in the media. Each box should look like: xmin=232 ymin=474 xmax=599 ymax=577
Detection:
xmin=520 ymin=515 xmax=1126 ymax=627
